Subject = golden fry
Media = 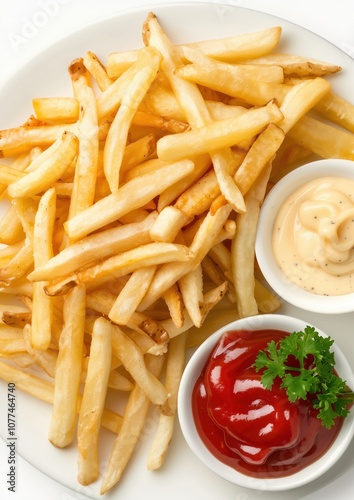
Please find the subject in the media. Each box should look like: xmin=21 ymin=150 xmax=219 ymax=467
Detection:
xmin=242 ymin=52 xmax=341 ymax=76
xmin=64 ymin=159 xmax=194 ymax=240
xmin=232 ymin=164 xmax=272 ymax=317
xmin=111 ymin=324 xmax=170 ymax=414
xmin=77 ymin=317 xmax=112 ymax=485
xmin=31 ymin=188 xmax=56 ymax=349
xmin=176 ymin=63 xmax=289 ymax=105
xmin=182 ymin=26 xmax=282 ymax=61
xmin=32 ymin=97 xmax=79 ymax=123
xmin=103 ymin=47 xmax=162 ymax=192
xmin=7 ymin=131 xmax=79 ymax=198
xmin=29 ymin=211 xmax=157 ymax=282
xmin=108 ymin=265 xmax=157 ymax=325
xmin=67 ymin=58 xmax=99 ymax=218
xmin=288 ymin=115 xmax=354 ymax=159
xmin=157 ymin=101 xmax=283 ymax=162
xmin=48 ymin=285 xmax=86 ymax=448
xmin=100 ymin=353 xmax=165 ymax=494
xmin=147 ymin=332 xmax=186 ymax=470
xmin=83 ymin=51 xmax=114 ymax=91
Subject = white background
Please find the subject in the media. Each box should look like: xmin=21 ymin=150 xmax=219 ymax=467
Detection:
xmin=0 ymin=1 xmax=354 ymax=499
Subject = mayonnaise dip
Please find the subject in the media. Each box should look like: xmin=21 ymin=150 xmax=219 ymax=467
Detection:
xmin=272 ymin=176 xmax=354 ymax=295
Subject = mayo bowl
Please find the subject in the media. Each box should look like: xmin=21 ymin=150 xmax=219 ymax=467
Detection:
xmin=177 ymin=314 xmax=354 ymax=491
xmin=255 ymin=158 xmax=354 ymax=314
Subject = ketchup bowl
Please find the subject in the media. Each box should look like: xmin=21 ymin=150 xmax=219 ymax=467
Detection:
xmin=255 ymin=158 xmax=354 ymax=314
xmin=177 ymin=314 xmax=354 ymax=491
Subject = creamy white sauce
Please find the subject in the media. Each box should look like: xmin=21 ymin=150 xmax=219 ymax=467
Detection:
xmin=272 ymin=176 xmax=354 ymax=295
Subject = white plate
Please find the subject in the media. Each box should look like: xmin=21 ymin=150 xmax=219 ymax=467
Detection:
xmin=0 ymin=2 xmax=354 ymax=499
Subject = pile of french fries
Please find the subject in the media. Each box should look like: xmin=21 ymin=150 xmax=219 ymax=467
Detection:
xmin=1 ymin=11 xmax=354 ymax=494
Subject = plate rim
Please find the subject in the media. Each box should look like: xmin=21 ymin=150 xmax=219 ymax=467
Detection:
xmin=1 ymin=2 xmax=354 ymax=498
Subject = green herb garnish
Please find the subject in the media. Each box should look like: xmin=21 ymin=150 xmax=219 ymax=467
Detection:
xmin=253 ymin=325 xmax=354 ymax=429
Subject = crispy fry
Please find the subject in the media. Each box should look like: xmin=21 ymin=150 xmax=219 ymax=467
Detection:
xmin=101 ymin=353 xmax=165 ymax=494
xmin=182 ymin=26 xmax=282 ymax=61
xmin=32 ymin=97 xmax=79 ymax=123
xmin=176 ymin=63 xmax=290 ymax=105
xmin=83 ymin=51 xmax=114 ymax=91
xmin=242 ymin=53 xmax=341 ymax=76
xmin=77 ymin=317 xmax=112 ymax=485
xmin=7 ymin=131 xmax=79 ymax=198
xmin=48 ymin=285 xmax=86 ymax=448
xmin=232 ymin=164 xmax=272 ymax=317
xmin=233 ymin=123 xmax=285 ymax=194
xmin=162 ymin=283 xmax=184 ymax=328
xmin=0 ymin=122 xmax=78 ymax=157
xmin=111 ymin=324 xmax=170 ymax=414
xmin=31 ymin=187 xmax=56 ymax=349
xmin=103 ymin=46 xmax=162 ymax=192
xmin=29 ymin=211 xmax=157 ymax=282
xmin=288 ymin=115 xmax=354 ymax=159
xmin=279 ymin=77 xmax=331 ymax=133
xmin=181 ymin=45 xmax=284 ymax=82
xmin=150 ymin=206 xmax=189 ymax=242
xmin=314 ymin=91 xmax=354 ymax=133
xmin=64 ymin=158 xmax=194 ymax=240
xmin=147 ymin=332 xmax=186 ymax=470
xmin=157 ymin=101 xmax=283 ymax=162
xmin=67 ymin=58 xmax=99 ymax=218
xmin=178 ymin=265 xmax=204 ymax=327
xmin=174 ymin=170 xmax=220 ymax=217
xmin=44 ymin=242 xmax=193 ymax=296
xmin=108 ymin=265 xmax=157 ymax=325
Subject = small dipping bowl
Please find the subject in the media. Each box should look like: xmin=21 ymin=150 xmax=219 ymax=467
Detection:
xmin=177 ymin=314 xmax=354 ymax=491
xmin=255 ymin=158 xmax=354 ymax=314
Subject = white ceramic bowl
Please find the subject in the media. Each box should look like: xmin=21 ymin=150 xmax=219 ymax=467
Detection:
xmin=255 ymin=159 xmax=354 ymax=314
xmin=178 ymin=314 xmax=354 ymax=491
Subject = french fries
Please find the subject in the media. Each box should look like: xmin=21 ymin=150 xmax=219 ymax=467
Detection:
xmin=33 ymin=97 xmax=79 ymax=123
xmin=103 ymin=46 xmax=162 ymax=192
xmin=31 ymin=187 xmax=56 ymax=349
xmin=48 ymin=285 xmax=86 ymax=448
xmin=0 ymin=10 xmax=352 ymax=495
xmin=77 ymin=316 xmax=112 ymax=485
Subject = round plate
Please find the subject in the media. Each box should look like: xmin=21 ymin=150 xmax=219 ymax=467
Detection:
xmin=1 ymin=3 xmax=354 ymax=499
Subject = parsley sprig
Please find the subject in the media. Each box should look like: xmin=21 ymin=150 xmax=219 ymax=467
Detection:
xmin=253 ymin=326 xmax=354 ymax=429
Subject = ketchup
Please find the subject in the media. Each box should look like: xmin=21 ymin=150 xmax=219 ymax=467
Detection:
xmin=192 ymin=329 xmax=343 ymax=478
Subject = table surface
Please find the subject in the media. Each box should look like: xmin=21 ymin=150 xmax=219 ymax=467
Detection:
xmin=0 ymin=1 xmax=353 ymax=499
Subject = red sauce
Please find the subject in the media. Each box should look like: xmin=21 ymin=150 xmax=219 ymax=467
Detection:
xmin=192 ymin=329 xmax=343 ymax=478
